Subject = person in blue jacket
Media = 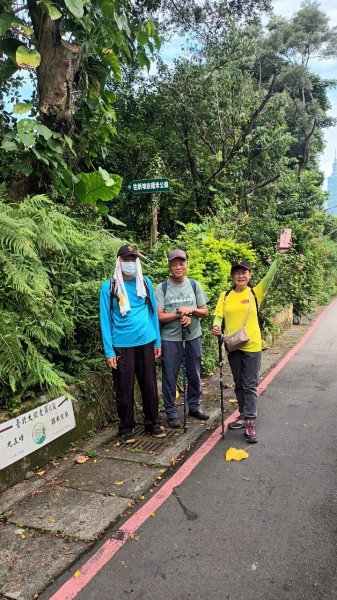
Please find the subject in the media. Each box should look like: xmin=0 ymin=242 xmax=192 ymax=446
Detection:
xmin=100 ymin=245 xmax=166 ymax=443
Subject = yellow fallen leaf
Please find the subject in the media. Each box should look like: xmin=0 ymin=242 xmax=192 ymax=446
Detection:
xmin=93 ymin=459 xmax=97 ymax=464
xmin=229 ymin=398 xmax=237 ymax=405
xmin=150 ymin=512 xmax=156 ymax=518
xmin=139 ymin=495 xmax=145 ymax=500
xmin=48 ymin=517 xmax=56 ymax=524
xmin=159 ymin=469 xmax=166 ymax=474
xmin=21 ymin=534 xmax=26 ymax=539
xmin=75 ymin=455 xmax=89 ymax=464
xmin=225 ymin=447 xmax=249 ymax=461
xmin=130 ymin=533 xmax=139 ymax=541
xmin=36 ymin=470 xmax=45 ymax=476
xmin=74 ymin=570 xmax=81 ymax=578
xmin=175 ymin=389 xmax=180 ymax=398
xmin=114 ymin=481 xmax=124 ymax=486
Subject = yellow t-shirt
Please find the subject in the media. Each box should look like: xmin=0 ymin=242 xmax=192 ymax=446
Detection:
xmin=213 ymin=259 xmax=279 ymax=352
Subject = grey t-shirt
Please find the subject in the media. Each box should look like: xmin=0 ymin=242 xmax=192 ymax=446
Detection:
xmin=155 ymin=279 xmax=209 ymax=342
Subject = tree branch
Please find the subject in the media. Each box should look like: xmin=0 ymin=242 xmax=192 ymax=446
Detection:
xmin=238 ymin=173 xmax=280 ymax=200
xmin=206 ymin=72 xmax=277 ymax=185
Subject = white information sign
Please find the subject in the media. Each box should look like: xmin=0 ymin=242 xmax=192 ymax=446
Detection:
xmin=0 ymin=396 xmax=76 ymax=470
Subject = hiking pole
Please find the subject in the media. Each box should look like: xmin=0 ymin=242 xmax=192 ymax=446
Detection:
xmin=218 ymin=334 xmax=225 ymax=439
xmin=181 ymin=324 xmax=188 ymax=433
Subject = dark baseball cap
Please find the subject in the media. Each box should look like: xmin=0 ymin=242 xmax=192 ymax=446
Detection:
xmin=168 ymin=249 xmax=187 ymax=262
xmin=231 ymin=260 xmax=251 ymax=273
xmin=117 ymin=244 xmax=140 ymax=258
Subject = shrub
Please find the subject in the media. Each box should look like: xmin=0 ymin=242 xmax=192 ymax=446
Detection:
xmin=0 ymin=187 xmax=121 ymax=409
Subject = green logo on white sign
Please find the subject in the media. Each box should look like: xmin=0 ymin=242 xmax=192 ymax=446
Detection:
xmin=32 ymin=423 xmax=46 ymax=445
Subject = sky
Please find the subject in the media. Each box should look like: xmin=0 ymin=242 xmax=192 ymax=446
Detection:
xmin=160 ymin=0 xmax=337 ymax=188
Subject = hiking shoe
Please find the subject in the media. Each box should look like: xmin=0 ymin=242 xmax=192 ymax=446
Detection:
xmin=121 ymin=430 xmax=136 ymax=444
xmin=245 ymin=420 xmax=258 ymax=443
xmin=228 ymin=414 xmax=245 ymax=430
xmin=145 ymin=424 xmax=167 ymax=439
xmin=189 ymin=410 xmax=210 ymax=421
xmin=168 ymin=418 xmax=182 ymax=429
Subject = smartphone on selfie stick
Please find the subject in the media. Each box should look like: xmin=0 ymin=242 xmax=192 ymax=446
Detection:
xmin=279 ymin=228 xmax=292 ymax=250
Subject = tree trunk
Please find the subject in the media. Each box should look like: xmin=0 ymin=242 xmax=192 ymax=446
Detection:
xmin=150 ymin=194 xmax=159 ymax=247
xmin=27 ymin=0 xmax=81 ymax=132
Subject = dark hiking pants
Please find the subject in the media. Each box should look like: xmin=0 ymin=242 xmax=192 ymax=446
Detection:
xmin=227 ymin=350 xmax=261 ymax=420
xmin=113 ymin=342 xmax=159 ymax=434
xmin=161 ymin=337 xmax=202 ymax=420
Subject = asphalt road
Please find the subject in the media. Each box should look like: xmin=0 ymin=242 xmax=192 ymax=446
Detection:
xmin=46 ymin=301 xmax=337 ymax=600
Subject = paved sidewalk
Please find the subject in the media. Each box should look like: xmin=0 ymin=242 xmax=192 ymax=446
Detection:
xmin=0 ymin=315 xmax=315 ymax=600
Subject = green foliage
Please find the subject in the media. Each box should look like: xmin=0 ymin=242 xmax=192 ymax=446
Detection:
xmin=0 ymin=186 xmax=121 ymax=409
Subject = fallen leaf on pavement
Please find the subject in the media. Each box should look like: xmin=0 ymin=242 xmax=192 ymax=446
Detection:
xmin=251 ymin=563 xmax=257 ymax=571
xmin=36 ymin=470 xmax=45 ymax=476
xmin=225 ymin=447 xmax=249 ymax=461
xmin=74 ymin=571 xmax=81 ymax=578
xmin=229 ymin=398 xmax=237 ymax=405
xmin=150 ymin=512 xmax=156 ymax=518
xmin=114 ymin=481 xmax=124 ymax=486
xmin=75 ymin=455 xmax=89 ymax=464
xmin=242 ymin=477 xmax=250 ymax=481
xmin=130 ymin=534 xmax=139 ymax=541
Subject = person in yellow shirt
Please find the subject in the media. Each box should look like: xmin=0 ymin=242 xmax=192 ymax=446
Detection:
xmin=212 ymin=256 xmax=282 ymax=443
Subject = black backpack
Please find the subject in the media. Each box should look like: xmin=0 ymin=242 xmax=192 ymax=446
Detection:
xmin=109 ymin=277 xmax=153 ymax=319
xmin=161 ymin=278 xmax=198 ymax=302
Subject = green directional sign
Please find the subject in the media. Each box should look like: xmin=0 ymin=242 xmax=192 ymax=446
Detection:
xmin=127 ymin=178 xmax=170 ymax=194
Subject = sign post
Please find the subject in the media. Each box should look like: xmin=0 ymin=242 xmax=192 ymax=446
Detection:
xmin=127 ymin=178 xmax=170 ymax=247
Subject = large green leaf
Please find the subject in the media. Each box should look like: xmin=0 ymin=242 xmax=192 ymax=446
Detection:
xmin=41 ymin=0 xmax=62 ymax=20
xmin=1 ymin=139 xmax=17 ymax=152
xmin=64 ymin=0 xmax=84 ymax=19
xmin=17 ymin=119 xmax=36 ymax=147
xmin=35 ymin=123 xmax=53 ymax=140
xmin=106 ymin=215 xmax=126 ymax=227
xmin=16 ymin=45 xmax=41 ymax=69
xmin=0 ymin=13 xmax=32 ymax=36
xmin=12 ymin=102 xmax=33 ymax=115
xmin=75 ymin=171 xmax=122 ymax=205
xmin=101 ymin=48 xmax=121 ymax=80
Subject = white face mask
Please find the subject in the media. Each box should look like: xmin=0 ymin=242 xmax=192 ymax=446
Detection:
xmin=121 ymin=261 xmax=137 ymax=277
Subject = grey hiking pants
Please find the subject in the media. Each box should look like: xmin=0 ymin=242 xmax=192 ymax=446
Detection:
xmin=161 ymin=337 xmax=202 ymax=419
xmin=227 ymin=350 xmax=261 ymax=420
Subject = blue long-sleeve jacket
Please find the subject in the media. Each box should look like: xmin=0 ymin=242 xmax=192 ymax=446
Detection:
xmin=99 ymin=276 xmax=161 ymax=359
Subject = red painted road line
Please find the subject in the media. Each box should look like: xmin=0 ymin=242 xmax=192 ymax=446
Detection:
xmin=49 ymin=298 xmax=336 ymax=600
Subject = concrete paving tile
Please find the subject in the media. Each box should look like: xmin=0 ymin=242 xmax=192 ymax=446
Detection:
xmin=62 ymin=457 xmax=163 ymax=498
xmin=8 ymin=487 xmax=130 ymax=541
xmin=0 ymin=522 xmax=88 ymax=600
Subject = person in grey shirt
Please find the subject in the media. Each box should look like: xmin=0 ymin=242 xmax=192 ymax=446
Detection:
xmin=155 ymin=249 xmax=210 ymax=428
